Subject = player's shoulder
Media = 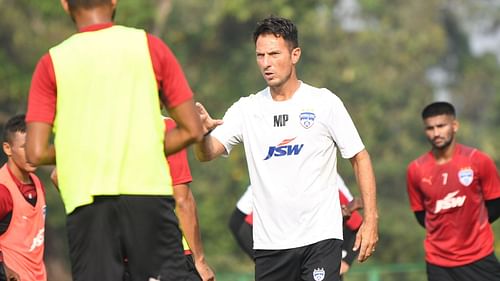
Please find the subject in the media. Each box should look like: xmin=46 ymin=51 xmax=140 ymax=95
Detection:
xmin=456 ymin=143 xmax=494 ymax=164
xmin=231 ymin=88 xmax=268 ymax=107
xmin=301 ymin=82 xmax=339 ymax=98
xmin=409 ymin=151 xmax=433 ymax=169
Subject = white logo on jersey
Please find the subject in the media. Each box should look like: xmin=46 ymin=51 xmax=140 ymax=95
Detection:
xmin=299 ymin=112 xmax=315 ymax=129
xmin=313 ymin=268 xmax=325 ymax=281
xmin=458 ymin=168 xmax=474 ymax=187
xmin=29 ymin=228 xmax=45 ymax=252
xmin=434 ymin=191 xmax=466 ymax=214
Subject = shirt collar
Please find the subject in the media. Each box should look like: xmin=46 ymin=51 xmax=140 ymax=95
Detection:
xmin=79 ymin=22 xmax=113 ymax=33
xmin=6 ymin=165 xmax=33 ymax=188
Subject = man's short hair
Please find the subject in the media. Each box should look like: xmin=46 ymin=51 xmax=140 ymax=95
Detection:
xmin=67 ymin=0 xmax=111 ymax=11
xmin=253 ymin=16 xmax=299 ymax=50
xmin=421 ymin=102 xmax=456 ymax=119
xmin=3 ymin=114 xmax=26 ymax=144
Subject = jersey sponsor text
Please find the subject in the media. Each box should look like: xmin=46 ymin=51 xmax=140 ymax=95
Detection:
xmin=264 ymin=138 xmax=304 ymax=160
xmin=434 ymin=191 xmax=466 ymax=214
xmin=29 ymin=228 xmax=45 ymax=252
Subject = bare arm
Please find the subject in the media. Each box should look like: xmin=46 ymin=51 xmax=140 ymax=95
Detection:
xmin=26 ymin=122 xmax=56 ymax=166
xmin=193 ymin=102 xmax=225 ymax=162
xmin=3 ymin=262 xmax=20 ymax=281
xmin=173 ymin=184 xmax=215 ymax=281
xmin=164 ymin=99 xmax=204 ymax=156
xmin=349 ymin=149 xmax=378 ymax=262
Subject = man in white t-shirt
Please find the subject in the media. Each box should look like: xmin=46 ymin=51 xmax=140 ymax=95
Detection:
xmin=195 ymin=16 xmax=378 ymax=281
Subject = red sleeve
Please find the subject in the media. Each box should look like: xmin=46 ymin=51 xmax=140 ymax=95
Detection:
xmin=406 ymin=162 xmax=425 ymax=212
xmin=339 ymin=190 xmax=349 ymax=205
xmin=0 ymin=184 xmax=13 ymax=220
xmin=475 ymin=151 xmax=500 ymax=200
xmin=164 ymin=119 xmax=192 ymax=185
xmin=26 ymin=53 xmax=57 ymax=124
xmin=345 ymin=210 xmax=363 ymax=231
xmin=338 ymin=191 xmax=363 ymax=230
xmin=147 ymin=34 xmax=193 ymax=109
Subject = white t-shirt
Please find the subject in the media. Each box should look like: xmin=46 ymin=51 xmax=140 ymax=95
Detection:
xmin=212 ymin=82 xmax=365 ymax=249
xmin=236 ymin=185 xmax=253 ymax=215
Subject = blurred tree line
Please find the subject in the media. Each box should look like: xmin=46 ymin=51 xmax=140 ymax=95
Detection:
xmin=1 ymin=0 xmax=500 ymax=280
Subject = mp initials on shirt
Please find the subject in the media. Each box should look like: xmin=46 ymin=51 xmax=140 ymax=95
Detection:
xmin=273 ymin=114 xmax=288 ymax=127
xmin=434 ymin=191 xmax=466 ymax=214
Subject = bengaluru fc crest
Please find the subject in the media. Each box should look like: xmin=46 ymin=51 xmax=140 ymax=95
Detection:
xmin=313 ymin=268 xmax=325 ymax=281
xmin=458 ymin=168 xmax=474 ymax=187
xmin=299 ymin=112 xmax=316 ymax=129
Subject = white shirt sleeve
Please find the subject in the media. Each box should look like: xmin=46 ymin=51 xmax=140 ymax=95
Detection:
xmin=326 ymin=92 xmax=365 ymax=159
xmin=236 ymin=185 xmax=253 ymax=215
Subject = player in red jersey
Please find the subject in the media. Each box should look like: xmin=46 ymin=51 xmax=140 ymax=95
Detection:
xmin=406 ymin=101 xmax=500 ymax=281
xmin=0 ymin=115 xmax=47 ymax=281
xmin=164 ymin=117 xmax=215 ymax=281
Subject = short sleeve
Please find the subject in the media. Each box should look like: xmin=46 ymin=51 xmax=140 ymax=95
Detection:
xmin=406 ymin=162 xmax=425 ymax=211
xmin=236 ymin=185 xmax=253 ymax=215
xmin=26 ymin=53 xmax=57 ymax=124
xmin=147 ymin=34 xmax=193 ymax=109
xmin=326 ymin=93 xmax=364 ymax=159
xmin=475 ymin=151 xmax=500 ymax=200
xmin=164 ymin=118 xmax=192 ymax=185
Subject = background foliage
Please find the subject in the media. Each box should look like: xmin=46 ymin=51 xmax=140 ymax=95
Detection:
xmin=1 ymin=0 xmax=500 ymax=280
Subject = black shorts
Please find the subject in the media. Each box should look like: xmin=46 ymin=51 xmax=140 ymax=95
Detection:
xmin=228 ymin=208 xmax=254 ymax=259
xmin=255 ymin=239 xmax=342 ymax=281
xmin=67 ymin=195 xmax=187 ymax=281
xmin=185 ymin=254 xmax=202 ymax=281
xmin=426 ymin=253 xmax=500 ymax=281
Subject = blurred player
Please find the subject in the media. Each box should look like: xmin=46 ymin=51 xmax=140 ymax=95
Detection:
xmin=407 ymin=101 xmax=500 ymax=281
xmin=164 ymin=117 xmax=216 ymax=281
xmin=25 ymin=0 xmax=203 ymax=280
xmin=0 ymin=115 xmax=46 ymax=281
xmin=229 ymin=174 xmax=364 ymax=280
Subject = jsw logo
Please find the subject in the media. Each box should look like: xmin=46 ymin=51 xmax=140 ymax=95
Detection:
xmin=434 ymin=191 xmax=466 ymax=214
xmin=264 ymin=138 xmax=304 ymax=160
xmin=29 ymin=228 xmax=45 ymax=252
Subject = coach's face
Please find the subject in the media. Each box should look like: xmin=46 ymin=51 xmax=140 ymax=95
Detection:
xmin=423 ymin=114 xmax=458 ymax=150
xmin=255 ymin=33 xmax=300 ymax=89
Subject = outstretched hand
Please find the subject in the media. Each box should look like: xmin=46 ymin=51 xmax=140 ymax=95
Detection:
xmin=195 ymin=102 xmax=223 ymax=136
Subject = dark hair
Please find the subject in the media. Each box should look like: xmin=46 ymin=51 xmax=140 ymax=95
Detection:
xmin=3 ymin=114 xmax=26 ymax=144
xmin=253 ymin=16 xmax=299 ymax=49
xmin=421 ymin=102 xmax=456 ymax=119
xmin=67 ymin=0 xmax=111 ymax=11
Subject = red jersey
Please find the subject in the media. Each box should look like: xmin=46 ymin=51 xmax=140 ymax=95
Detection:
xmin=407 ymin=143 xmax=500 ymax=266
xmin=339 ymin=191 xmax=363 ymax=231
xmin=164 ymin=118 xmax=192 ymax=185
xmin=26 ymin=23 xmax=193 ymax=124
xmin=0 ymin=166 xmax=39 ymax=225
